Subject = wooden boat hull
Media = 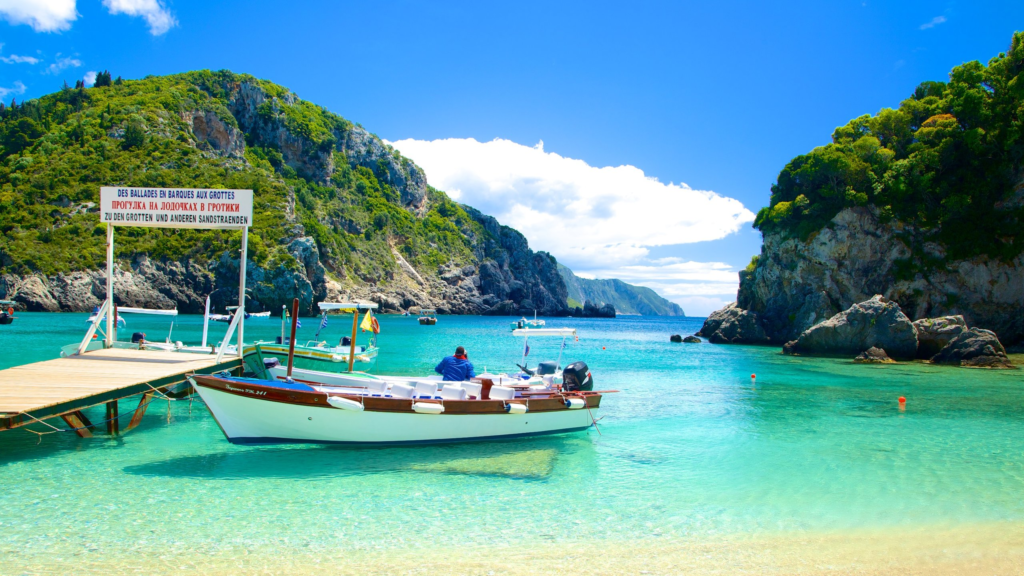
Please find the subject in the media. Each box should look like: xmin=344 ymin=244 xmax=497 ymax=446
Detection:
xmin=418 ymin=317 xmax=436 ymax=325
xmin=0 ymin=315 xmax=12 ymax=325
xmin=192 ymin=376 xmax=600 ymax=446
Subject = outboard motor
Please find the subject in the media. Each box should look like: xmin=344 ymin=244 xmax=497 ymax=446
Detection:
xmin=275 ymin=336 xmax=291 ymax=344
xmin=131 ymin=332 xmax=147 ymax=344
xmin=341 ymin=336 xmax=352 ymax=346
xmin=263 ymin=357 xmax=281 ymax=370
xmin=536 ymin=361 xmax=559 ymax=376
xmin=562 ymin=361 xmax=593 ymax=392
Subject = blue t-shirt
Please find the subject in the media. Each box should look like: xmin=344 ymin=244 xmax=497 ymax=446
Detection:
xmin=435 ymin=356 xmax=476 ymax=381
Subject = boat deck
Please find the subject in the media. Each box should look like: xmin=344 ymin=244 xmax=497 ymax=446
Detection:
xmin=0 ymin=347 xmax=242 ymax=431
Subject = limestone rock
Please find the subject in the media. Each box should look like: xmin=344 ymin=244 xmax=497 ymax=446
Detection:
xmin=737 ymin=205 xmax=1024 ymax=346
xmin=682 ymin=335 xmax=701 ymax=343
xmin=930 ymin=327 xmax=1013 ymax=368
xmin=697 ymin=302 xmax=769 ymax=344
xmin=670 ymin=334 xmax=683 ymax=343
xmin=783 ymin=295 xmax=918 ymax=359
xmin=913 ymin=316 xmax=968 ymax=359
xmin=854 ymin=347 xmax=895 ymax=364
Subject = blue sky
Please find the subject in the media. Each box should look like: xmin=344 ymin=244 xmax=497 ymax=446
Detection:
xmin=2 ymin=1 xmax=1022 ymax=314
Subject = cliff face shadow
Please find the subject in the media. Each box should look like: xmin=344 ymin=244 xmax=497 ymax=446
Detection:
xmin=122 ymin=435 xmax=596 ymax=481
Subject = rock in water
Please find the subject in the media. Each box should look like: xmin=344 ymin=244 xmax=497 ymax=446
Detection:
xmin=930 ymin=328 xmax=1013 ymax=368
xmin=913 ymin=316 xmax=967 ymax=359
xmin=682 ymin=335 xmax=701 ymax=343
xmin=697 ymin=303 xmax=770 ymax=344
xmin=670 ymin=334 xmax=683 ymax=343
xmin=783 ymin=295 xmax=918 ymax=359
xmin=854 ymin=347 xmax=895 ymax=364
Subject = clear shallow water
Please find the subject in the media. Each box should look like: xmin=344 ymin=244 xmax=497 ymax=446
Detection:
xmin=1 ymin=312 xmax=1023 ymax=569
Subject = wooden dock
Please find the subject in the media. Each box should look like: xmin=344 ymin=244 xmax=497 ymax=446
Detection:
xmin=0 ymin=347 xmax=243 ymax=434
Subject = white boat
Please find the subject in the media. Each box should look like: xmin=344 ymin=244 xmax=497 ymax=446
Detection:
xmin=255 ymin=302 xmax=380 ymax=370
xmin=510 ymin=311 xmax=545 ymax=331
xmin=190 ymin=366 xmax=604 ymax=445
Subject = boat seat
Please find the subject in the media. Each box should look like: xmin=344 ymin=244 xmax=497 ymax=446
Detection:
xmin=440 ymin=384 xmax=467 ymax=400
xmin=390 ymin=382 xmax=415 ymax=399
xmin=461 ymin=382 xmax=483 ymax=399
xmin=489 ymin=386 xmax=516 ymax=401
xmin=415 ymin=381 xmax=439 ymax=399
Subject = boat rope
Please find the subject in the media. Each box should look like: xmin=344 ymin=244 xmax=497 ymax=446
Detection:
xmin=584 ymin=396 xmax=602 ymax=436
xmin=18 ymin=391 xmax=173 ymax=440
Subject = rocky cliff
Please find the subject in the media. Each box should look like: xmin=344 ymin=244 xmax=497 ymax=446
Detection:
xmin=736 ymin=205 xmax=1024 ymax=345
xmin=706 ymin=32 xmax=1024 ymax=346
xmin=0 ymin=70 xmax=569 ymax=316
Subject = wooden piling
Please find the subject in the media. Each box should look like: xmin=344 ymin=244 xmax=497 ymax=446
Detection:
xmin=124 ymin=392 xmax=153 ymax=433
xmin=106 ymin=400 xmax=119 ymax=435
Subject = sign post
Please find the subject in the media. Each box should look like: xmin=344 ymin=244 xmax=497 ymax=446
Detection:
xmin=99 ymin=187 xmax=254 ymax=358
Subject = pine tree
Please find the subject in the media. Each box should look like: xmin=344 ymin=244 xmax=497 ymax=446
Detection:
xmin=95 ymin=70 xmax=112 ymax=87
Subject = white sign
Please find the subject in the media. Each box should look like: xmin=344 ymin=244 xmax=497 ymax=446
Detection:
xmin=100 ymin=187 xmax=253 ymax=229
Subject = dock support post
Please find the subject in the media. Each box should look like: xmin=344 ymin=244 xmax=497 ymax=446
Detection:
xmin=60 ymin=411 xmax=94 ymax=438
xmin=106 ymin=400 xmax=119 ymax=435
xmin=124 ymin=392 xmax=154 ymax=433
xmin=105 ymin=224 xmax=114 ymax=347
xmin=348 ymin=309 xmax=358 ymax=373
xmin=237 ymin=227 xmax=248 ymax=359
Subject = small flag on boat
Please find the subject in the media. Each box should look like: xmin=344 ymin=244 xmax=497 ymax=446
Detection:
xmin=561 ymin=340 xmax=567 ymax=350
xmin=319 ymin=314 xmax=329 ymax=330
xmin=524 ymin=341 xmax=530 ymax=357
xmin=360 ymin=310 xmax=380 ymax=334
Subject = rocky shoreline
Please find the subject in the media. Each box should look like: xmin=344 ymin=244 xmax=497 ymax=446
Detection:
xmin=697 ymin=294 xmax=1014 ymax=369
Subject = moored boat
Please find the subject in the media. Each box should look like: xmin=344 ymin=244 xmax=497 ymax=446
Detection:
xmin=418 ymin=309 xmax=437 ymax=325
xmin=255 ymin=302 xmax=380 ymax=370
xmin=190 ymin=366 xmax=605 ymax=445
xmin=0 ymin=300 xmax=15 ymax=325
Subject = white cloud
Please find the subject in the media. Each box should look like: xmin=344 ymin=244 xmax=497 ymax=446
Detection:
xmin=0 ymin=44 xmax=41 ymax=64
xmin=390 ymin=137 xmax=755 ymax=316
xmin=0 ymin=0 xmax=77 ymax=32
xmin=390 ymin=137 xmax=755 ymax=269
xmin=83 ymin=70 xmax=97 ymax=86
xmin=0 ymin=80 xmax=28 ymax=99
xmin=919 ymin=15 xmax=946 ymax=30
xmin=103 ymin=0 xmax=176 ymax=35
xmin=44 ymin=53 xmax=81 ymax=74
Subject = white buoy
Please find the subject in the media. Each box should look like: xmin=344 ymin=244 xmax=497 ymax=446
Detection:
xmin=412 ymin=402 xmax=445 ymax=414
xmin=505 ymin=403 xmax=528 ymax=414
xmin=564 ymin=398 xmax=586 ymax=410
xmin=327 ymin=397 xmax=364 ymax=411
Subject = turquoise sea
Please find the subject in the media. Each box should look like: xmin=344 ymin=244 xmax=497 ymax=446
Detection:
xmin=2 ymin=312 xmax=1023 ymax=574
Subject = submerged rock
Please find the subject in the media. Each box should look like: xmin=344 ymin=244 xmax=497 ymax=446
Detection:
xmin=697 ymin=303 xmax=770 ymax=344
xmin=930 ymin=327 xmax=1014 ymax=368
xmin=854 ymin=347 xmax=895 ymax=364
xmin=682 ymin=335 xmax=701 ymax=343
xmin=783 ymin=295 xmax=918 ymax=359
xmin=913 ymin=316 xmax=967 ymax=359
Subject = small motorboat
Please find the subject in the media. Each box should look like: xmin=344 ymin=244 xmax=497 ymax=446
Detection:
xmin=190 ymin=360 xmax=604 ymax=445
xmin=510 ymin=311 xmax=545 ymax=331
xmin=255 ymin=302 xmax=380 ymax=371
xmin=0 ymin=300 xmax=15 ymax=325
xmin=418 ymin=309 xmax=437 ymax=325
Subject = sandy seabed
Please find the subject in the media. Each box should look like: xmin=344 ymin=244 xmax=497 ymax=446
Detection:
xmin=6 ymin=522 xmax=1024 ymax=575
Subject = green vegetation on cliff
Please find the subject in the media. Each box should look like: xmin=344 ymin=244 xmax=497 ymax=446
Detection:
xmin=753 ymin=31 xmax=1024 ymax=261
xmin=557 ymin=264 xmax=684 ymax=316
xmin=0 ymin=70 xmax=481 ymax=284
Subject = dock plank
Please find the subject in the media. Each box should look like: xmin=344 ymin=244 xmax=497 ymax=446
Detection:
xmin=0 ymin=348 xmax=240 ymax=430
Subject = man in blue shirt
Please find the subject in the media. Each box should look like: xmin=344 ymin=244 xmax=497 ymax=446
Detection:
xmin=435 ymin=346 xmax=476 ymax=381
